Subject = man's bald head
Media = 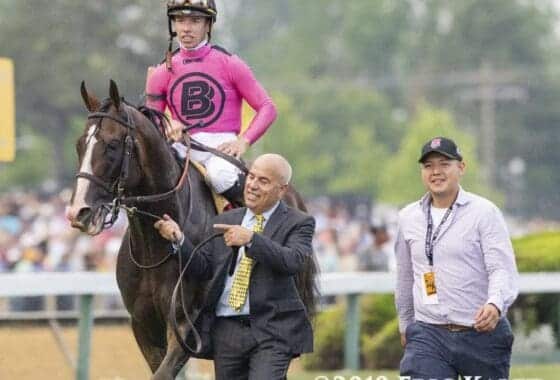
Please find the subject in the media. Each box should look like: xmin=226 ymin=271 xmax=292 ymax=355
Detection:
xmin=244 ymin=154 xmax=292 ymax=214
xmin=252 ymin=153 xmax=292 ymax=185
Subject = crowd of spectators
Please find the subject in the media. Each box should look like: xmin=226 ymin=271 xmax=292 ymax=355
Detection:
xmin=0 ymin=190 xmax=397 ymax=277
xmin=0 ymin=189 xmax=126 ymax=275
xmin=308 ymin=197 xmax=396 ymax=273
xmin=0 ymin=189 xmax=397 ymax=312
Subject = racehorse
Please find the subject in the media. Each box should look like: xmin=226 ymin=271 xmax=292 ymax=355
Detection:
xmin=66 ymin=80 xmax=317 ymax=379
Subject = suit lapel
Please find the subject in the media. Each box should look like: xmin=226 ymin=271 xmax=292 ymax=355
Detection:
xmin=263 ymin=201 xmax=288 ymax=239
xmin=214 ymin=207 xmax=246 ymax=264
xmin=208 ymin=208 xmax=247 ymax=305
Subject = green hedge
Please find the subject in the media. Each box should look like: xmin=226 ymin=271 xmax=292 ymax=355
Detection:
xmin=512 ymin=231 xmax=560 ymax=345
xmin=303 ymin=295 xmax=398 ymax=370
xmin=302 ymin=302 xmax=346 ymax=370
xmin=513 ymin=231 xmax=560 ymax=272
xmin=362 ymin=317 xmax=401 ymax=369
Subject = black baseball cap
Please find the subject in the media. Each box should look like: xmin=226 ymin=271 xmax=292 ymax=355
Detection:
xmin=418 ymin=137 xmax=463 ymax=163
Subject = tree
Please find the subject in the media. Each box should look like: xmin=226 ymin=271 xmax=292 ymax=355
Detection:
xmin=247 ymin=92 xmax=333 ymax=196
xmin=288 ymin=81 xmax=402 ymax=197
xmin=0 ymin=1 xmax=166 ymax=185
xmin=405 ymin=0 xmax=555 ymax=73
xmin=1 ymin=0 xmax=559 ymax=220
xmin=379 ymin=105 xmax=499 ymax=206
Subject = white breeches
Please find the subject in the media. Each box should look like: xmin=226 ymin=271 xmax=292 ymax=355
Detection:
xmin=173 ymin=132 xmax=240 ymax=194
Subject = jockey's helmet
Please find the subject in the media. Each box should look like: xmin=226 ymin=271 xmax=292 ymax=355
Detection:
xmin=167 ymin=0 xmax=217 ymax=22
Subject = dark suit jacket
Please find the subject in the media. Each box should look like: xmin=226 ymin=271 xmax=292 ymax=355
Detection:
xmin=181 ymin=201 xmax=315 ymax=359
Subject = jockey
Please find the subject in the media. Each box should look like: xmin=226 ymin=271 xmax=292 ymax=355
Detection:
xmin=145 ymin=0 xmax=277 ymax=206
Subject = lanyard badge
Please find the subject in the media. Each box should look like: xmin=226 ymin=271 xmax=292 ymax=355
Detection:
xmin=422 ymin=205 xmax=453 ymax=305
xmin=422 ymin=271 xmax=439 ymax=304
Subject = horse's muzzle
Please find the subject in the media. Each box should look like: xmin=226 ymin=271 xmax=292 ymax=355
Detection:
xmin=67 ymin=206 xmax=107 ymax=235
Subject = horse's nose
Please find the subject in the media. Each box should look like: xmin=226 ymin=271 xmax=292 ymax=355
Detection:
xmin=65 ymin=205 xmax=76 ymax=222
xmin=66 ymin=206 xmax=92 ymax=228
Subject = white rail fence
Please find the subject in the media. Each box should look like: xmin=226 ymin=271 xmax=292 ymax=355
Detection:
xmin=1 ymin=272 xmax=560 ymax=379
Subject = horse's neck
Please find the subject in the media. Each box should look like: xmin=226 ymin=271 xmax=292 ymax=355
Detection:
xmin=126 ymin=120 xmax=189 ymax=252
xmin=178 ymin=167 xmax=218 ymax=244
xmin=141 ymin=140 xmax=181 ymax=194
xmin=132 ymin=118 xmax=217 ymax=246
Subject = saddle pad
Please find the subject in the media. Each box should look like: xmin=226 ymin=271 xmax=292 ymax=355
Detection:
xmin=190 ymin=161 xmax=230 ymax=214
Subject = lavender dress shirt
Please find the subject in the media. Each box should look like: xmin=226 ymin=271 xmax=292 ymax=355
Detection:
xmin=394 ymin=187 xmax=519 ymax=333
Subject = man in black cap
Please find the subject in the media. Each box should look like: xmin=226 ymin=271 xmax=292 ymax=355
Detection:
xmin=418 ymin=136 xmax=463 ymax=162
xmin=394 ymin=137 xmax=519 ymax=379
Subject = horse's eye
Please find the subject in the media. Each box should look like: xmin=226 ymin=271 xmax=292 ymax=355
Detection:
xmin=104 ymin=140 xmax=122 ymax=165
xmin=107 ymin=140 xmax=121 ymax=151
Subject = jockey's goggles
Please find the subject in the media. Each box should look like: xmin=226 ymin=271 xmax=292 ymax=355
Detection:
xmin=167 ymin=0 xmax=217 ymax=19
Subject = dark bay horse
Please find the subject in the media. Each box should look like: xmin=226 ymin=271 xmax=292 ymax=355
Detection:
xmin=66 ymin=81 xmax=316 ymax=379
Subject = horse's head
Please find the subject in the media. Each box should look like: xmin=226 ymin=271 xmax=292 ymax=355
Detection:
xmin=66 ymin=80 xmax=145 ymax=235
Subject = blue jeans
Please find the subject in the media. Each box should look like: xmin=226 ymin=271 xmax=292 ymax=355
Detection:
xmin=400 ymin=318 xmax=514 ymax=380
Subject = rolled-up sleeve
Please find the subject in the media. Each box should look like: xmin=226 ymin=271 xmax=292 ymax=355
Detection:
xmin=394 ymin=223 xmax=415 ymax=333
xmin=479 ymin=205 xmax=519 ymax=314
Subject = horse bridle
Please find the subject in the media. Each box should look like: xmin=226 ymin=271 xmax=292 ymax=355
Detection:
xmin=76 ymin=104 xmax=193 ymax=230
xmin=76 ymin=108 xmax=139 ymax=228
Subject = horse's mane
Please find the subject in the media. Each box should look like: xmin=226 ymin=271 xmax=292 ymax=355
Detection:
xmin=137 ymin=105 xmax=172 ymax=140
xmin=98 ymin=96 xmax=172 ymax=141
xmin=298 ymin=255 xmax=320 ymax=323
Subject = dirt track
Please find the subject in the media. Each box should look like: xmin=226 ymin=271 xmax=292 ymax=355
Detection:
xmin=0 ymin=323 xmax=213 ymax=380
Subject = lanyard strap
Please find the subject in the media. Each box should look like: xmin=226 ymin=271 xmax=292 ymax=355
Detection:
xmin=425 ymin=205 xmax=453 ymax=266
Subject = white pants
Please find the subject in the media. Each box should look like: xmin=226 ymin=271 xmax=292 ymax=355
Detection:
xmin=173 ymin=132 xmax=240 ymax=194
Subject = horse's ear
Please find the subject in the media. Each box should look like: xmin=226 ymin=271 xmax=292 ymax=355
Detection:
xmin=80 ymin=81 xmax=101 ymax=112
xmin=109 ymin=79 xmax=121 ymax=109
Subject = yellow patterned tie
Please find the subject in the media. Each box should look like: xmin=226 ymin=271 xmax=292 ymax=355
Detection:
xmin=228 ymin=214 xmax=265 ymax=311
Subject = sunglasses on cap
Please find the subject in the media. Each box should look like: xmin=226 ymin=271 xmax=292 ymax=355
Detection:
xmin=168 ymin=0 xmax=213 ymax=9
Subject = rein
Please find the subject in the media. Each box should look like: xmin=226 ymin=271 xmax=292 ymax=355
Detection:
xmin=77 ymin=101 xmax=209 ymax=354
xmin=82 ymin=108 xmax=192 ymax=203
xmin=170 ymin=232 xmax=223 ymax=355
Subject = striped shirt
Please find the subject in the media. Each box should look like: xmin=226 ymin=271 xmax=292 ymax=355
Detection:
xmin=394 ymin=187 xmax=519 ymax=333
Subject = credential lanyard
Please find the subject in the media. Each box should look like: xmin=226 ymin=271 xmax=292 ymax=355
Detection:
xmin=425 ymin=205 xmax=453 ymax=266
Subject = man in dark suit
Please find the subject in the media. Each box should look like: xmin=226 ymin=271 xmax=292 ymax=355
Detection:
xmin=155 ymin=153 xmax=315 ymax=380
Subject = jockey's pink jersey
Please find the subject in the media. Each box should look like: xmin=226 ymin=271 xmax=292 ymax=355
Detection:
xmin=146 ymin=44 xmax=276 ymax=144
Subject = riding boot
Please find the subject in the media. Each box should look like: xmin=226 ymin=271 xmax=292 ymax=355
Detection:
xmin=221 ymin=173 xmax=246 ymax=208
